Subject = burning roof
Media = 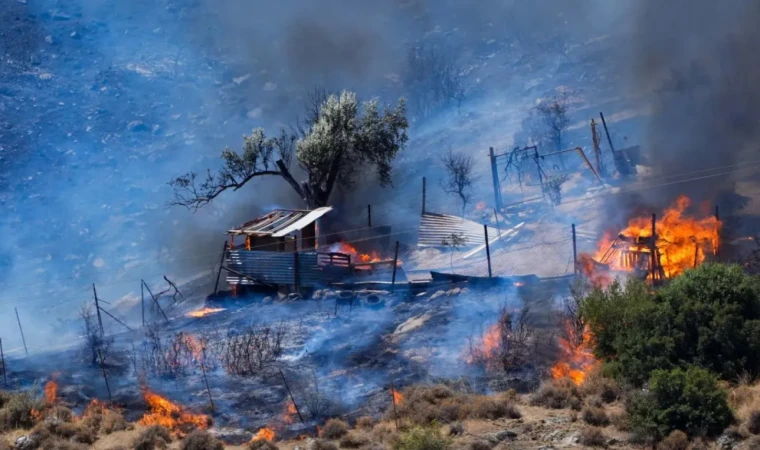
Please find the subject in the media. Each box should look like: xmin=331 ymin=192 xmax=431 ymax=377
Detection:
xmin=227 ymin=207 xmax=333 ymax=237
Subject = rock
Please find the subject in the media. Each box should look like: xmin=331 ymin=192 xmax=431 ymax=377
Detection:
xmin=127 ymin=120 xmax=149 ymax=132
xmin=287 ymin=293 xmax=303 ymax=301
xmin=15 ymin=435 xmax=35 ymax=449
xmin=717 ymin=433 xmax=740 ymax=450
xmin=261 ymin=296 xmax=273 ymax=303
xmin=429 ymin=290 xmax=446 ymax=300
xmin=486 ymin=430 xmax=518 ymax=444
xmin=451 ymin=287 xmax=462 ymax=296
xmin=312 ymin=290 xmax=323 ymax=300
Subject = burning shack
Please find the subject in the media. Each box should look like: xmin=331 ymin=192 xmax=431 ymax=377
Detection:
xmin=218 ymin=207 xmax=403 ymax=294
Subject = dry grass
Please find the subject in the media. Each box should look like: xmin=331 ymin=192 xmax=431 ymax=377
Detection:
xmin=729 ymin=381 xmax=760 ymax=422
xmin=579 ymin=427 xmax=606 ymax=447
xmin=356 ymin=416 xmax=374 ymax=431
xmin=388 ymin=386 xmax=466 ymax=426
xmin=339 ymin=431 xmax=370 ymax=449
xmin=468 ymin=441 xmax=491 ymax=450
xmin=133 ymin=425 xmax=172 ymax=450
xmin=582 ymin=374 xmax=620 ymax=405
xmin=101 ymin=410 xmax=131 ymax=435
xmin=745 ymin=435 xmax=760 ymax=450
xmin=249 ymin=439 xmax=279 ymax=450
xmin=582 ymin=407 xmax=610 ymax=427
xmin=322 ymin=419 xmax=350 ymax=439
xmin=181 ymin=429 xmax=225 ymax=450
xmin=469 ymin=395 xmax=521 ymax=420
xmin=308 ymin=439 xmax=339 ymax=450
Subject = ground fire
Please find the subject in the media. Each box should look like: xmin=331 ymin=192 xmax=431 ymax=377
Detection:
xmin=465 ymin=323 xmax=501 ymax=369
xmin=139 ymin=389 xmax=210 ymax=435
xmin=282 ymin=400 xmax=298 ymax=425
xmin=186 ymin=307 xmax=226 ymax=318
xmin=550 ymin=322 xmax=598 ymax=386
xmin=391 ymin=388 xmax=404 ymax=405
xmin=44 ymin=380 xmax=58 ymax=404
xmin=252 ymin=427 xmax=276 ymax=442
xmin=580 ymin=195 xmax=721 ymax=285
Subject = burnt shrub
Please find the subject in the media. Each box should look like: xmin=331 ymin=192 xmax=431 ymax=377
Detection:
xmin=578 ymin=427 xmax=606 ymax=447
xmin=249 ymin=439 xmax=279 ymax=450
xmin=356 ymin=416 xmax=374 ymax=430
xmin=180 ymin=429 xmax=225 ymax=450
xmin=339 ymin=432 xmax=370 ymax=449
xmin=448 ymin=423 xmax=464 ymax=437
xmin=133 ymin=425 xmax=173 ymax=450
xmin=101 ymin=410 xmax=131 ymax=434
xmin=469 ymin=396 xmax=521 ymax=420
xmin=582 ymin=407 xmax=610 ymax=427
xmin=0 ymin=390 xmax=45 ymax=430
xmin=748 ymin=410 xmax=760 ymax=435
xmin=388 ymin=385 xmax=466 ymax=425
xmin=322 ymin=419 xmax=350 ymax=439
xmin=308 ymin=439 xmax=339 ymax=450
xmin=582 ymin=264 xmax=760 ymax=386
xmin=627 ymin=366 xmax=733 ymax=441
xmin=395 ymin=426 xmax=451 ymax=450
xmin=657 ymin=431 xmax=689 ymax=450
xmin=530 ymin=380 xmax=582 ymax=410
xmin=468 ymin=441 xmax=492 ymax=450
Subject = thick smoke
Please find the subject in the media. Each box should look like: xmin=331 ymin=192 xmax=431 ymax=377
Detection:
xmin=632 ymin=0 xmax=760 ymax=206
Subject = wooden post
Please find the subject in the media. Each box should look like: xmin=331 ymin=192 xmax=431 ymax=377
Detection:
xmin=599 ymin=112 xmax=616 ymax=153
xmin=484 ymin=225 xmax=492 ymax=278
xmin=421 ymin=177 xmax=426 ymax=215
xmin=572 ymin=224 xmax=578 ymax=275
xmin=98 ymin=307 xmax=134 ymax=332
xmin=591 ymin=119 xmax=604 ymax=177
xmin=368 ymin=205 xmax=372 ymax=228
xmin=293 ymin=251 xmax=301 ymax=294
xmin=93 ymin=284 xmax=104 ymax=336
xmin=650 ymin=214 xmax=657 ymax=283
xmin=390 ymin=380 xmax=400 ymax=431
xmin=0 ymin=337 xmax=6 ymax=386
xmin=213 ymin=241 xmax=228 ymax=296
xmin=97 ymin=349 xmax=112 ymax=401
xmin=489 ymin=147 xmax=502 ymax=211
xmin=694 ymin=243 xmax=700 ymax=269
xmin=141 ymin=281 xmax=145 ymax=327
xmin=14 ymin=308 xmax=27 ymax=357
xmin=391 ymin=241 xmax=400 ymax=293
xmin=143 ymin=280 xmax=170 ymax=324
xmin=200 ymin=347 xmax=215 ymax=413
xmin=493 ymin=209 xmax=502 ymax=238
xmin=279 ymin=369 xmax=305 ymax=424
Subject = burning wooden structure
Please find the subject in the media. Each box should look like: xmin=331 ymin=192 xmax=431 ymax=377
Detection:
xmin=216 ymin=207 xmax=401 ymax=294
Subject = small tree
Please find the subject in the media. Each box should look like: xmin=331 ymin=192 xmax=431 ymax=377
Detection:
xmin=79 ymin=304 xmax=113 ymax=367
xmin=170 ymin=91 xmax=408 ymax=210
xmin=440 ymin=151 xmax=476 ymax=216
xmin=441 ymin=233 xmax=466 ymax=272
xmin=535 ymin=95 xmax=570 ymax=153
xmin=542 ymin=174 xmax=569 ymax=206
xmin=403 ymin=42 xmax=467 ymax=118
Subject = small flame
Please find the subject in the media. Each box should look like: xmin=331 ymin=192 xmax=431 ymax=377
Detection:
xmin=139 ymin=389 xmax=209 ymax=435
xmin=550 ymin=322 xmax=598 ymax=386
xmin=187 ymin=307 xmax=226 ymax=318
xmin=252 ymin=427 xmax=276 ymax=442
xmin=466 ymin=323 xmax=501 ymax=368
xmin=44 ymin=380 xmax=58 ymax=404
xmin=391 ymin=389 xmax=404 ymax=405
xmin=282 ymin=400 xmax=298 ymax=424
xmin=330 ymin=242 xmax=383 ymax=264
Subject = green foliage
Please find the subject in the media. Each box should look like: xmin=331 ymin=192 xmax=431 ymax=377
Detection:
xmin=627 ymin=366 xmax=733 ymax=441
xmin=395 ymin=426 xmax=451 ymax=450
xmin=581 ymin=264 xmax=760 ymax=385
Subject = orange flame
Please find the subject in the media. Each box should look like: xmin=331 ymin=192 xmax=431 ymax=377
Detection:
xmin=580 ymin=195 xmax=721 ymax=284
xmin=331 ymin=242 xmax=382 ymax=264
xmin=139 ymin=389 xmax=209 ymax=435
xmin=282 ymin=400 xmax=298 ymax=424
xmin=186 ymin=307 xmax=226 ymax=318
xmin=252 ymin=427 xmax=276 ymax=442
xmin=466 ymin=323 xmax=501 ymax=368
xmin=44 ymin=380 xmax=58 ymax=404
xmin=391 ymin=389 xmax=404 ymax=405
xmin=550 ymin=322 xmax=598 ymax=385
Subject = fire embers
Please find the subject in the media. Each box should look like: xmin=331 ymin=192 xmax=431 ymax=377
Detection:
xmin=550 ymin=321 xmax=598 ymax=386
xmin=580 ymin=195 xmax=721 ymax=285
xmin=465 ymin=308 xmax=534 ymax=372
xmin=139 ymin=389 xmax=211 ymax=436
xmin=186 ymin=307 xmax=226 ymax=318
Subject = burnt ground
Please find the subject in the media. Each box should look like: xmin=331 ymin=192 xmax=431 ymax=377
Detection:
xmin=0 ymin=278 xmax=567 ymax=443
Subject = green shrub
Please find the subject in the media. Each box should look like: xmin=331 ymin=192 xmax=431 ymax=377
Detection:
xmin=180 ymin=429 xmax=225 ymax=450
xmin=0 ymin=390 xmax=45 ymax=430
xmin=582 ymin=264 xmax=760 ymax=386
xmin=395 ymin=427 xmax=451 ymax=450
xmin=627 ymin=366 xmax=733 ymax=441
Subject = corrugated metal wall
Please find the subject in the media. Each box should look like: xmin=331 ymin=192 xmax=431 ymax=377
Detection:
xmin=225 ymin=250 xmax=345 ymax=287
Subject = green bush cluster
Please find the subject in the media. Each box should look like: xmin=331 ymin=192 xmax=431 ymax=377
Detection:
xmin=582 ymin=264 xmax=760 ymax=386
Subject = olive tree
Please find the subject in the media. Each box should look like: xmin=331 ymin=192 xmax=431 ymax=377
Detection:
xmin=170 ymin=91 xmax=408 ymax=210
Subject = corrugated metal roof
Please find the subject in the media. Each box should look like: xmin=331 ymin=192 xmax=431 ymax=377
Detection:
xmin=417 ymin=212 xmax=500 ymax=248
xmin=228 ymin=207 xmax=333 ymax=237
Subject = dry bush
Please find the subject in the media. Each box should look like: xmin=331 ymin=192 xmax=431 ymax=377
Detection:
xmin=0 ymin=439 xmax=12 ymax=450
xmin=48 ymin=406 xmax=74 ymax=423
xmin=371 ymin=423 xmax=400 ymax=448
xmin=73 ymin=424 xmax=99 ymax=445
xmin=395 ymin=426 xmax=451 ymax=450
xmin=745 ymin=436 xmax=760 ymax=450
xmin=579 ymin=427 xmax=606 ymax=447
xmin=133 ymin=425 xmax=173 ymax=450
xmin=530 ymin=380 xmax=583 ymax=410
xmin=582 ymin=376 xmax=620 ymax=405
xmin=222 ymin=324 xmax=287 ymax=376
xmin=0 ymin=390 xmax=45 ymax=430
xmin=448 ymin=423 xmax=464 ymax=437
xmin=582 ymin=407 xmax=610 ymax=427
xmin=322 ymin=419 xmax=350 ymax=439
xmin=180 ymin=429 xmax=225 ymax=450
xmin=356 ymin=416 xmax=374 ymax=430
xmin=609 ymin=411 xmax=630 ymax=432
xmin=747 ymin=411 xmax=760 ymax=435
xmin=468 ymin=307 xmax=536 ymax=373
xmin=339 ymin=432 xmax=370 ymax=449
xmin=249 ymin=439 xmax=279 ymax=450
xmin=309 ymin=439 xmax=339 ymax=450
xmin=657 ymin=430 xmax=689 ymax=450
xmin=101 ymin=410 xmax=131 ymax=434
xmin=388 ymin=385 xmax=466 ymax=426
xmin=106 ymin=446 xmax=129 ymax=450
xmin=469 ymin=396 xmax=521 ymax=420
xmin=360 ymin=444 xmax=385 ymax=450
xmin=33 ymin=419 xmax=79 ymax=439
xmin=469 ymin=441 xmax=492 ymax=450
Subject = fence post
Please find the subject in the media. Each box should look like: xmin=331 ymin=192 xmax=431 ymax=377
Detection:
xmin=213 ymin=240 xmax=228 ymax=296
xmin=572 ymin=224 xmax=578 ymax=276
xmin=391 ymin=241 xmax=400 ymax=293
xmin=14 ymin=308 xmax=27 ymax=357
xmin=93 ymin=284 xmax=104 ymax=336
xmin=421 ymin=177 xmax=426 ymax=215
xmin=0 ymin=337 xmax=6 ymax=385
xmin=484 ymin=225 xmax=492 ymax=278
xmin=293 ymin=251 xmax=301 ymax=294
xmin=368 ymin=204 xmax=372 ymax=228
xmin=489 ymin=147 xmax=502 ymax=211
xmin=650 ymin=214 xmax=657 ymax=283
